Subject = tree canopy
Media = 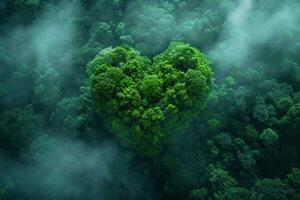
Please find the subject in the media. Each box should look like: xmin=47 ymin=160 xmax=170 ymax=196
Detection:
xmin=1 ymin=0 xmax=300 ymax=199
xmin=89 ymin=42 xmax=213 ymax=157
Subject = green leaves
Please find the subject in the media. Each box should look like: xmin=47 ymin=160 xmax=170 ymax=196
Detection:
xmin=140 ymin=75 xmax=163 ymax=99
xmin=251 ymin=178 xmax=288 ymax=200
xmin=260 ymin=128 xmax=278 ymax=145
xmin=89 ymin=42 xmax=213 ymax=157
xmin=287 ymin=168 xmax=300 ymax=191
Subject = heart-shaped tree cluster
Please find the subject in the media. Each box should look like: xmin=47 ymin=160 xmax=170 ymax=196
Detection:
xmin=88 ymin=42 xmax=213 ymax=157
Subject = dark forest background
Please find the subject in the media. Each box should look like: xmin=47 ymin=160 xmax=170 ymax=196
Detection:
xmin=1 ymin=0 xmax=300 ymax=199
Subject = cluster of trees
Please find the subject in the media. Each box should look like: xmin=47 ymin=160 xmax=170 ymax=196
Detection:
xmin=0 ymin=0 xmax=300 ymax=199
xmin=88 ymin=42 xmax=212 ymax=157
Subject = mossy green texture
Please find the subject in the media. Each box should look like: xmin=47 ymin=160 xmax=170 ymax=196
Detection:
xmin=89 ymin=42 xmax=213 ymax=157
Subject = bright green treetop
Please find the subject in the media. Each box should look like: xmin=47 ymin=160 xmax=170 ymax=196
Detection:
xmin=89 ymin=42 xmax=213 ymax=157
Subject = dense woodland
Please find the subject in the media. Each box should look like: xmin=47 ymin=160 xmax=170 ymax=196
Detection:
xmin=1 ymin=0 xmax=300 ymax=199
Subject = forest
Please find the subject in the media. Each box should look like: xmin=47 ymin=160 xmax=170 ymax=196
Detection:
xmin=1 ymin=0 xmax=300 ymax=199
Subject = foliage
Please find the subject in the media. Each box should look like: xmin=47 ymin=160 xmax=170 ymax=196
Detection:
xmin=251 ymin=178 xmax=288 ymax=200
xmin=1 ymin=0 xmax=300 ymax=199
xmin=89 ymin=42 xmax=213 ymax=157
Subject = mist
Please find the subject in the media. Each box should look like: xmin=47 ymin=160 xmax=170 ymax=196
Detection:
xmin=210 ymin=0 xmax=300 ymax=67
xmin=1 ymin=0 xmax=300 ymax=199
xmin=0 ymin=136 xmax=117 ymax=199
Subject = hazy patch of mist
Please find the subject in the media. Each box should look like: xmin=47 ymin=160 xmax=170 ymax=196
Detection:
xmin=7 ymin=1 xmax=79 ymax=69
xmin=209 ymin=0 xmax=300 ymax=68
xmin=0 ymin=1 xmax=83 ymax=107
xmin=0 ymin=135 xmax=118 ymax=199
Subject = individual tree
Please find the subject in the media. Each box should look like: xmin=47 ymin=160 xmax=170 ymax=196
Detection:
xmin=125 ymin=5 xmax=177 ymax=55
xmin=287 ymin=168 xmax=300 ymax=194
xmin=189 ymin=188 xmax=208 ymax=200
xmin=32 ymin=64 xmax=63 ymax=110
xmin=278 ymin=103 xmax=300 ymax=134
xmin=251 ymin=178 xmax=287 ymax=200
xmin=260 ymin=128 xmax=278 ymax=145
xmin=253 ymin=96 xmax=276 ymax=124
xmin=89 ymin=22 xmax=114 ymax=46
xmin=209 ymin=165 xmax=237 ymax=192
xmin=0 ymin=105 xmax=43 ymax=151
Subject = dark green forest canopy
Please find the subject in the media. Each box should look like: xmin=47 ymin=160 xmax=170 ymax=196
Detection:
xmin=1 ymin=0 xmax=300 ymax=200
